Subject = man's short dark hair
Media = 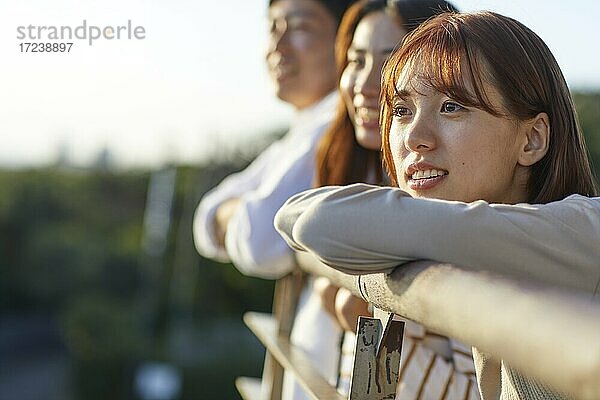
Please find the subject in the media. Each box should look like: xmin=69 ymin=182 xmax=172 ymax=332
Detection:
xmin=269 ymin=0 xmax=357 ymax=27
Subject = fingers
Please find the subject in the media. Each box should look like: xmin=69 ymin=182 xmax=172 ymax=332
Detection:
xmin=314 ymin=276 xmax=339 ymax=319
xmin=335 ymin=288 xmax=371 ymax=332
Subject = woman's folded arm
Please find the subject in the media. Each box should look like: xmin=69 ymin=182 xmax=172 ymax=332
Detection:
xmin=274 ymin=183 xmax=600 ymax=294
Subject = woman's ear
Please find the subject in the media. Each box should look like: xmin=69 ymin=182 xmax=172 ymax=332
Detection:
xmin=518 ymin=112 xmax=550 ymax=167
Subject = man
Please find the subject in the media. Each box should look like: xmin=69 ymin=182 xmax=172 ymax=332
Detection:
xmin=193 ymin=1 xmax=354 ymax=399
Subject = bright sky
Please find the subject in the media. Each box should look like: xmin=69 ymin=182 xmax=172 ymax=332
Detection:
xmin=0 ymin=0 xmax=598 ymax=168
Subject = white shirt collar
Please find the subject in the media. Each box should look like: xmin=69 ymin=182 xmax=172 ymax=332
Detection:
xmin=290 ymin=91 xmax=338 ymax=137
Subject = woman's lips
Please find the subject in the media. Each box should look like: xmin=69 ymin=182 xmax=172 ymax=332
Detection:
xmin=357 ymin=119 xmax=379 ymax=130
xmin=405 ymin=168 xmax=448 ymax=190
xmin=355 ymin=107 xmax=380 ymax=130
xmin=407 ymin=174 xmax=447 ymax=190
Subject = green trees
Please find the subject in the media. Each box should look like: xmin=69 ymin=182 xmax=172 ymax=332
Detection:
xmin=0 ymin=166 xmax=273 ymax=399
xmin=574 ymin=92 xmax=600 ymax=179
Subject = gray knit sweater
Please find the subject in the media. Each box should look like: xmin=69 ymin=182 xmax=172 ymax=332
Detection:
xmin=275 ymin=183 xmax=600 ymax=399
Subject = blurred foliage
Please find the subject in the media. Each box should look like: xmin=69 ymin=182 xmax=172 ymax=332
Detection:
xmin=0 ymin=93 xmax=597 ymax=399
xmin=0 ymin=169 xmax=147 ymax=311
xmin=574 ymin=92 xmax=600 ymax=180
xmin=0 ymin=163 xmax=274 ymax=400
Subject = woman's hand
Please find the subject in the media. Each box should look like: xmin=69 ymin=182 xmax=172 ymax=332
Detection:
xmin=334 ymin=288 xmax=371 ymax=332
xmin=313 ymin=277 xmax=372 ymax=331
xmin=214 ymin=197 xmax=241 ymax=247
xmin=313 ymin=276 xmax=339 ymax=319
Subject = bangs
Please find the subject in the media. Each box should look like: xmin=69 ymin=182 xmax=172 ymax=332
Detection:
xmin=381 ymin=13 xmax=503 ymax=117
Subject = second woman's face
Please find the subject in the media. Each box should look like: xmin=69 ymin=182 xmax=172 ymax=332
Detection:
xmin=340 ymin=11 xmax=407 ymax=150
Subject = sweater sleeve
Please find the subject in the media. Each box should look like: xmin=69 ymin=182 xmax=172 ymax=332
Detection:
xmin=274 ymin=183 xmax=600 ymax=294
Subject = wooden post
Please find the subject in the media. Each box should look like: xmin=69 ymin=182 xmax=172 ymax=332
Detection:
xmin=261 ymin=270 xmax=305 ymax=400
xmin=350 ymin=313 xmax=405 ymax=400
xmin=350 ymin=317 xmax=381 ymax=399
xmin=376 ymin=313 xmax=404 ymax=399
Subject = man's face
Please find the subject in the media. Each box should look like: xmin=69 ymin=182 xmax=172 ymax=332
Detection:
xmin=266 ymin=0 xmax=338 ymax=109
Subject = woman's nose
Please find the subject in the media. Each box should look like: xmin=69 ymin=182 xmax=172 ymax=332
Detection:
xmin=403 ymin=115 xmax=437 ymax=152
xmin=354 ymin=61 xmax=380 ymax=99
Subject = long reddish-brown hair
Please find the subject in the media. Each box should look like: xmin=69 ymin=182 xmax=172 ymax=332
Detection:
xmin=381 ymin=11 xmax=598 ymax=202
xmin=314 ymin=0 xmax=457 ymax=186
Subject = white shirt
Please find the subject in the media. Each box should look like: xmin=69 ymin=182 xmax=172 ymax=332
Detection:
xmin=193 ymin=92 xmax=342 ymax=400
xmin=193 ymin=92 xmax=337 ymax=278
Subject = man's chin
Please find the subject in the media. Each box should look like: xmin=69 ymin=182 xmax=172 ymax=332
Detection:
xmin=273 ymin=82 xmax=327 ymax=109
xmin=274 ymin=86 xmax=302 ymax=107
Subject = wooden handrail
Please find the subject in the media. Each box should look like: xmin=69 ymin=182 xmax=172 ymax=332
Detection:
xmin=245 ymin=312 xmax=345 ymax=400
xmin=295 ymin=252 xmax=600 ymax=400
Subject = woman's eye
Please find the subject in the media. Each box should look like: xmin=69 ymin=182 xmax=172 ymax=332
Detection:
xmin=441 ymin=101 xmax=464 ymax=113
xmin=347 ymin=56 xmax=365 ymax=68
xmin=392 ymin=106 xmax=411 ymax=117
xmin=287 ymin=18 xmax=311 ymax=31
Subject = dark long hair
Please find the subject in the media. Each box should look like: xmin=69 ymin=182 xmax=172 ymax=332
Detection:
xmin=315 ymin=0 xmax=457 ymax=186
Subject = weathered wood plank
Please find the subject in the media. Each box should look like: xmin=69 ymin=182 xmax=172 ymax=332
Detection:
xmin=349 ymin=315 xmax=404 ymax=400
xmin=420 ymin=356 xmax=454 ymax=400
xmin=444 ymin=371 xmax=469 ymax=400
xmin=244 ymin=312 xmax=345 ymax=400
xmin=260 ymin=271 xmax=305 ymax=400
xmin=235 ymin=376 xmax=263 ymax=400
xmin=375 ymin=316 xmax=404 ymax=399
xmin=350 ymin=317 xmax=381 ymax=399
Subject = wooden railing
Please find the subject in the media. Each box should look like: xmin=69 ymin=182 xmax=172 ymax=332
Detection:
xmin=238 ymin=252 xmax=600 ymax=400
xmin=236 ymin=269 xmax=346 ymax=400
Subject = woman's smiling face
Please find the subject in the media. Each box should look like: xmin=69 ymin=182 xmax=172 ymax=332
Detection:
xmin=340 ymin=10 xmax=406 ymax=150
xmin=388 ymin=66 xmax=531 ymax=204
